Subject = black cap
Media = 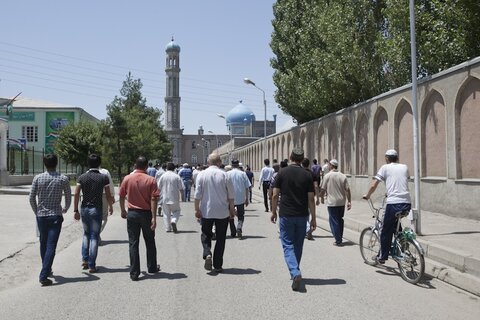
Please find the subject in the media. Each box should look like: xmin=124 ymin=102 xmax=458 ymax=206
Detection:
xmin=231 ymin=159 xmax=239 ymax=166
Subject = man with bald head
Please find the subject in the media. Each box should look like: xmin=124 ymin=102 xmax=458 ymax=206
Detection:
xmin=194 ymin=153 xmax=235 ymax=273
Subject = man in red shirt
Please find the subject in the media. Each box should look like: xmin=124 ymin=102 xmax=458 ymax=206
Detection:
xmin=119 ymin=156 xmax=160 ymax=281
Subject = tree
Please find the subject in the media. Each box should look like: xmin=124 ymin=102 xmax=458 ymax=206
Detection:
xmin=102 ymin=73 xmax=171 ymax=179
xmin=54 ymin=121 xmax=102 ymax=170
xmin=270 ymin=0 xmax=385 ymax=123
xmin=270 ymin=0 xmax=480 ymax=124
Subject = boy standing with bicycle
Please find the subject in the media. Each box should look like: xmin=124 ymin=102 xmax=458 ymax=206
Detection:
xmin=363 ymin=149 xmax=411 ymax=264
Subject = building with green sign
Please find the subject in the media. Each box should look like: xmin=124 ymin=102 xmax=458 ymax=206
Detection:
xmin=0 ymin=97 xmax=98 ymax=185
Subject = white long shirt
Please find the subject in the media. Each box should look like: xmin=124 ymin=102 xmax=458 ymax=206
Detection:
xmin=194 ymin=165 xmax=234 ymax=219
xmin=158 ymin=170 xmax=184 ymax=205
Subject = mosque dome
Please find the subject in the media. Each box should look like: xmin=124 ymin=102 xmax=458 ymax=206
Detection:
xmin=226 ymin=101 xmax=256 ymax=125
xmin=165 ymin=37 xmax=180 ymax=52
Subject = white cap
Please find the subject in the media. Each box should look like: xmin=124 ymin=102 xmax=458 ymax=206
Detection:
xmin=385 ymin=149 xmax=398 ymax=156
xmin=329 ymin=159 xmax=338 ymax=167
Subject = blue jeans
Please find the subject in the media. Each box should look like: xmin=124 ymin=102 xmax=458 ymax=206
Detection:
xmin=81 ymin=206 xmax=102 ymax=269
xmin=328 ymin=206 xmax=345 ymax=244
xmin=279 ymin=216 xmax=308 ymax=278
xmin=183 ymin=180 xmax=192 ymax=201
xmin=379 ymin=203 xmax=411 ymax=260
xmin=37 ymin=215 xmax=63 ymax=281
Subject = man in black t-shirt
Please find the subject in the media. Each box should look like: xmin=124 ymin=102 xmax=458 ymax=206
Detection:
xmin=271 ymin=148 xmax=316 ymax=291
xmin=73 ymin=154 xmax=113 ymax=273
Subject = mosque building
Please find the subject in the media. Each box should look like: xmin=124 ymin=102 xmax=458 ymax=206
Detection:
xmin=164 ymin=38 xmax=276 ymax=165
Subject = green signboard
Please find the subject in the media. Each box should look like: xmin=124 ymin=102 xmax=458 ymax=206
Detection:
xmin=45 ymin=111 xmax=75 ymax=153
xmin=1 ymin=111 xmax=36 ymax=121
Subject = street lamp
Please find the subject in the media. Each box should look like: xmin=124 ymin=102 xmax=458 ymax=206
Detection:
xmin=244 ymin=77 xmax=267 ymax=161
xmin=217 ymin=113 xmax=233 ymax=161
xmin=207 ymin=130 xmax=219 ymax=149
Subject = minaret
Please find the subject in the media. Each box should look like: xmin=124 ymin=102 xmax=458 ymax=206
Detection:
xmin=165 ymin=37 xmax=182 ymax=163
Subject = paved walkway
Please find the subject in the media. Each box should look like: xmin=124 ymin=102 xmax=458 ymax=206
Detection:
xmin=1 ymin=184 xmax=480 ymax=296
xmin=250 ymin=188 xmax=480 ymax=296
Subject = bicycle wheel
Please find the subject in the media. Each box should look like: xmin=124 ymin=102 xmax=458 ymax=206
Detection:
xmin=397 ymin=239 xmax=425 ymax=284
xmin=359 ymin=227 xmax=380 ymax=266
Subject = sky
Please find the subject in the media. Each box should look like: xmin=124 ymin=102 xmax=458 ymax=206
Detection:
xmin=0 ymin=0 xmax=295 ymax=135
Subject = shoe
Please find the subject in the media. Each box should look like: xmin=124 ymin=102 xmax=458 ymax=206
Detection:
xmin=333 ymin=242 xmax=343 ymax=246
xmin=81 ymin=261 xmax=88 ymax=270
xmin=130 ymin=274 xmax=139 ymax=281
xmin=148 ymin=265 xmax=161 ymax=274
xmin=237 ymin=229 xmax=242 ymax=239
xmin=88 ymin=267 xmax=98 ymax=273
xmin=204 ymin=255 xmax=213 ymax=271
xmin=40 ymin=278 xmax=53 ymax=286
xmin=230 ymin=232 xmax=236 ymax=238
xmin=373 ymin=256 xmax=386 ymax=264
xmin=292 ymin=275 xmax=302 ymax=291
xmin=171 ymin=222 xmax=178 ymax=233
xmin=306 ymin=231 xmax=313 ymax=240
xmin=166 ymin=229 xmax=172 ymax=233
xmin=213 ymin=268 xmax=223 ymax=273
xmin=265 ymin=209 xmax=269 ymax=212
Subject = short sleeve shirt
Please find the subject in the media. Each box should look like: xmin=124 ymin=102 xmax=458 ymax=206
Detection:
xmin=375 ymin=163 xmax=411 ymax=204
xmin=119 ymin=170 xmax=160 ymax=210
xmin=77 ymin=169 xmax=110 ymax=209
xmin=274 ymin=164 xmax=314 ymax=217
xmin=320 ymin=171 xmax=350 ymax=206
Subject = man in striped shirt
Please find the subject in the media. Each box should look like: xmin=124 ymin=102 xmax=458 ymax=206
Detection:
xmin=29 ymin=154 xmax=71 ymax=286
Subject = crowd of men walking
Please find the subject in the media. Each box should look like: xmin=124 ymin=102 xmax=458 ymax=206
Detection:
xmin=29 ymin=147 xmax=410 ymax=291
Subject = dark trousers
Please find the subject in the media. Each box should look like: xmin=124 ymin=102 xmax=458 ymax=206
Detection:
xmin=201 ymin=217 xmax=229 ymax=269
xmin=262 ymin=181 xmax=270 ymax=211
xmin=380 ymin=203 xmax=411 ymax=260
xmin=37 ymin=215 xmax=63 ymax=281
xmin=127 ymin=209 xmax=157 ymax=277
xmin=328 ymin=206 xmax=345 ymax=244
xmin=229 ymin=204 xmax=245 ymax=235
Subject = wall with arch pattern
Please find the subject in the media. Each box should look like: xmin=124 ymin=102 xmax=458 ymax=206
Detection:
xmin=230 ymin=58 xmax=480 ymax=219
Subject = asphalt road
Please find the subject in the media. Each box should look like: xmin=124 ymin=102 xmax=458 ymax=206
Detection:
xmin=0 ymin=195 xmax=479 ymax=320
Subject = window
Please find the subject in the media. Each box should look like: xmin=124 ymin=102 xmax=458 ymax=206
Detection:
xmin=192 ymin=141 xmax=196 ymax=149
xmin=22 ymin=126 xmax=38 ymax=142
xmin=217 ymin=140 xmax=222 ymax=148
xmin=191 ymin=154 xmax=198 ymax=164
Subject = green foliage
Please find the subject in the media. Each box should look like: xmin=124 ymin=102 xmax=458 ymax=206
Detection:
xmin=54 ymin=120 xmax=101 ymax=169
xmin=102 ymin=72 xmax=171 ymax=178
xmin=270 ymin=0 xmax=480 ymax=124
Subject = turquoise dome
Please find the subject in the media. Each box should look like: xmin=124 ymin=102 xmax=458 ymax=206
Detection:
xmin=226 ymin=101 xmax=256 ymax=125
xmin=166 ymin=37 xmax=180 ymax=52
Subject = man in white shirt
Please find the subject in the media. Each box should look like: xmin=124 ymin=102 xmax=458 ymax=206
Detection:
xmin=99 ymin=167 xmax=115 ymax=236
xmin=258 ymin=158 xmax=275 ymax=212
xmin=157 ymin=162 xmax=184 ymax=233
xmin=363 ymin=149 xmax=411 ymax=264
xmin=194 ymin=153 xmax=235 ymax=273
xmin=154 ymin=163 xmax=166 ymax=217
xmin=227 ymin=159 xmax=251 ymax=239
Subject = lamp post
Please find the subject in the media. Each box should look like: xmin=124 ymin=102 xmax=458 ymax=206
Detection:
xmin=244 ymin=78 xmax=267 ymax=161
xmin=217 ymin=113 xmax=233 ymax=161
xmin=207 ymin=130 xmax=218 ymax=150
xmin=409 ymin=0 xmax=421 ymax=234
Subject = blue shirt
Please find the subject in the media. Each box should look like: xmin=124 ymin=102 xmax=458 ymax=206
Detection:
xmin=178 ymin=167 xmax=193 ymax=181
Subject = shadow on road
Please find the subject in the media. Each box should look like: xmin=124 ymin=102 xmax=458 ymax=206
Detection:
xmin=174 ymin=230 xmax=199 ymax=234
xmin=236 ymin=235 xmax=266 ymax=240
xmin=219 ymin=268 xmax=262 ymax=275
xmin=139 ymin=271 xmax=188 ymax=281
xmin=97 ymin=266 xmax=130 ymax=273
xmin=375 ymin=266 xmax=436 ymax=289
xmin=52 ymin=273 xmax=100 ymax=285
xmin=99 ymin=240 xmax=129 ymax=246
xmin=302 ymin=278 xmax=347 ymax=286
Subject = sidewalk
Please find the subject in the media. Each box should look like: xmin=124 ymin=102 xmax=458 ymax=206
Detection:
xmin=251 ymin=188 xmax=480 ymax=296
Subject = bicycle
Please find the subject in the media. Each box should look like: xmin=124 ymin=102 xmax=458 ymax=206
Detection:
xmin=359 ymin=196 xmax=425 ymax=284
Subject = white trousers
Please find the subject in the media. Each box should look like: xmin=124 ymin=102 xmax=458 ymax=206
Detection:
xmin=163 ymin=203 xmax=181 ymax=231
